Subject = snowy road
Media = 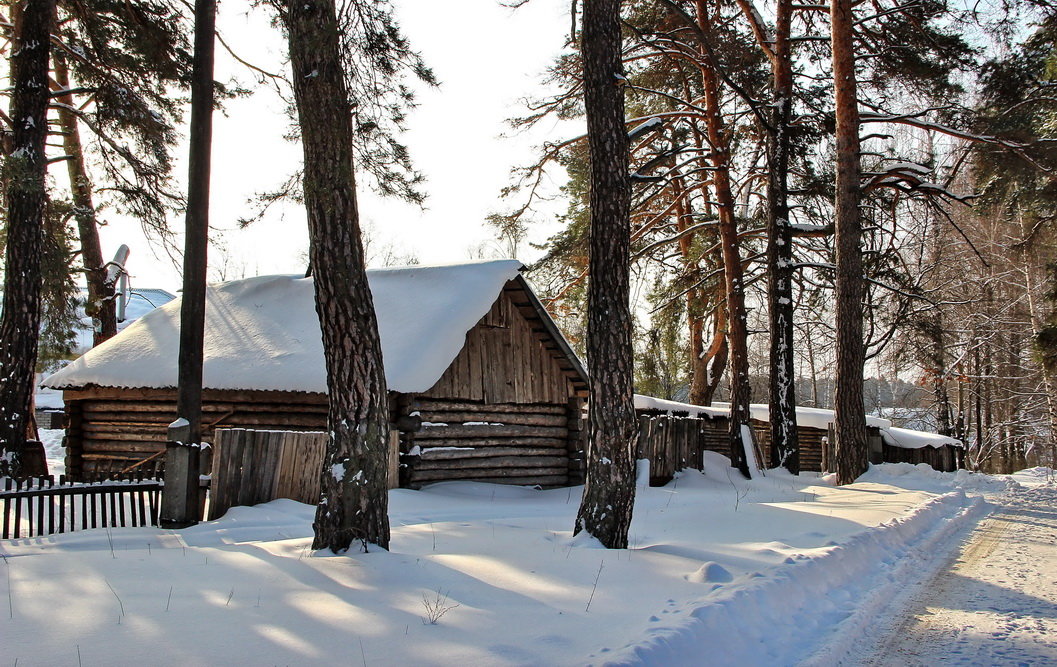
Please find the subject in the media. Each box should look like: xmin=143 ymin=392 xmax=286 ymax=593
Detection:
xmin=858 ymin=485 xmax=1057 ymax=666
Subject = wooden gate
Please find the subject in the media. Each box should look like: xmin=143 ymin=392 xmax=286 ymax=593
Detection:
xmin=208 ymin=429 xmax=327 ymax=519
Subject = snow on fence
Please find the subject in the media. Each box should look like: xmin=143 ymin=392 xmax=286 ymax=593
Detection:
xmin=636 ymin=411 xmax=728 ymax=485
xmin=1 ymin=475 xmax=162 ymax=540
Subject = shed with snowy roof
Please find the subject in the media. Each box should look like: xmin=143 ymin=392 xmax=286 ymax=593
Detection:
xmin=43 ymin=260 xmax=590 ymax=487
xmin=633 ymin=395 xmax=964 ymax=476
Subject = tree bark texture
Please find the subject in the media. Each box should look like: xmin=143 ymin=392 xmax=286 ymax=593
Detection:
xmin=161 ymin=0 xmax=215 ymax=527
xmin=830 ymin=0 xmax=869 ymax=484
xmin=695 ymin=0 xmax=751 ymax=477
xmin=176 ymin=0 xmax=215 ymax=445
xmin=765 ymin=0 xmax=800 ymax=473
xmin=284 ymin=0 xmax=392 ymax=552
xmin=574 ymin=0 xmax=638 ymax=550
xmin=0 ymin=0 xmax=56 ymax=475
xmin=53 ymin=53 xmax=117 ymax=346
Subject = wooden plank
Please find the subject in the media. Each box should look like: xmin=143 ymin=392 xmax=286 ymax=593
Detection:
xmin=415 ymin=424 xmax=568 ymax=440
xmin=466 ymin=330 xmax=483 ymax=402
xmin=66 ymin=387 xmax=328 ymax=404
xmin=413 ymin=411 xmax=568 ymax=427
xmin=255 ymin=430 xmax=284 ymax=505
xmin=416 ymin=437 xmax=567 ymax=449
xmin=413 ymin=455 xmax=568 ymax=471
xmin=388 ymin=430 xmax=400 ymax=490
xmin=420 ymin=475 xmax=569 ymax=487
xmin=82 ymin=400 xmax=329 ymax=415
xmin=417 ymin=446 xmax=567 ymax=460
xmin=212 ymin=429 xmax=244 ymax=520
xmin=412 ymin=399 xmax=567 ymax=414
xmin=411 ymin=468 xmax=568 ymax=482
xmin=276 ymin=431 xmax=326 ymax=504
xmin=235 ymin=430 xmax=262 ymax=508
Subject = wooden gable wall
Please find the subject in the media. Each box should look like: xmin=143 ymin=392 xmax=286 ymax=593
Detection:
xmin=422 ymin=283 xmax=585 ymax=405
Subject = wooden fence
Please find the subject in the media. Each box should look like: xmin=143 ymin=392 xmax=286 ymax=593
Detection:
xmin=208 ymin=429 xmax=327 ymax=520
xmin=209 ymin=428 xmax=402 ymax=520
xmin=1 ymin=475 xmax=162 ymax=540
xmin=636 ymin=412 xmax=729 ymax=485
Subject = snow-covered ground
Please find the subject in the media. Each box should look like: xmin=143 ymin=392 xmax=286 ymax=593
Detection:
xmin=852 ymin=480 xmax=1057 ymax=666
xmin=0 ymin=457 xmax=1043 ymax=666
xmin=40 ymin=428 xmax=65 ymax=477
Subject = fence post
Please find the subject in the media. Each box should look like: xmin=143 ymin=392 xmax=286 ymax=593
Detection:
xmin=161 ymin=420 xmax=201 ymax=528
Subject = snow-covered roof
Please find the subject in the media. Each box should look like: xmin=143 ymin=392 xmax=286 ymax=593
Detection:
xmin=634 ymin=394 xmax=962 ymax=450
xmin=743 ymin=403 xmax=892 ymax=431
xmin=74 ymin=288 xmax=177 ymax=353
xmin=633 ymin=394 xmax=727 ymax=419
xmin=633 ymin=395 xmax=892 ymax=430
xmin=44 ymin=260 xmax=525 ymax=394
xmin=880 ymin=426 xmax=963 ymax=450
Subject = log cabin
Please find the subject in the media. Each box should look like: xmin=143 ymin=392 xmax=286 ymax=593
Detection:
xmin=43 ymin=260 xmax=590 ymax=487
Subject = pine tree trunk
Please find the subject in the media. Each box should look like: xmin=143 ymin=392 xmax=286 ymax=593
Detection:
xmin=574 ymin=0 xmax=637 ymax=550
xmin=176 ymin=0 xmax=215 ymax=445
xmin=0 ymin=0 xmax=55 ymax=476
xmin=284 ymin=0 xmax=391 ymax=552
xmin=830 ymin=0 xmax=868 ymax=485
xmin=766 ymin=0 xmax=799 ymax=473
xmin=53 ymin=53 xmax=118 ymax=346
xmin=695 ymin=0 xmax=751 ymax=477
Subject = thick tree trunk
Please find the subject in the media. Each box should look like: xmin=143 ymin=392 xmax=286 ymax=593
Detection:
xmin=765 ymin=0 xmax=799 ymax=473
xmin=830 ymin=0 xmax=868 ymax=484
xmin=0 ymin=0 xmax=55 ymax=476
xmin=284 ymin=0 xmax=391 ymax=552
xmin=53 ymin=54 xmax=117 ymax=346
xmin=574 ymin=0 xmax=637 ymax=549
xmin=695 ymin=0 xmax=751 ymax=477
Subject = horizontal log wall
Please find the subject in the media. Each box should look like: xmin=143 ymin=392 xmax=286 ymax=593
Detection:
xmin=403 ymin=397 xmax=578 ymax=488
xmin=62 ymin=388 xmax=328 ymax=481
xmin=750 ymin=421 xmax=826 ymax=472
xmin=881 ymin=443 xmax=963 ymax=472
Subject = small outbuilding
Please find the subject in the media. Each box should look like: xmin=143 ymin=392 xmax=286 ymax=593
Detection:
xmin=633 ymin=395 xmax=964 ymax=475
xmin=43 ymin=260 xmax=590 ymax=487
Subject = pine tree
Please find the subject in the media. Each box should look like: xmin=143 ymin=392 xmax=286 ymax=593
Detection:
xmin=830 ymin=0 xmax=869 ymax=484
xmin=51 ymin=0 xmax=193 ymax=344
xmin=575 ymin=0 xmax=638 ymax=549
xmin=0 ymin=0 xmax=57 ymax=475
xmin=274 ymin=0 xmax=432 ymax=552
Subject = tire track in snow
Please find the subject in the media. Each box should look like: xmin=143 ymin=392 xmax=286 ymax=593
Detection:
xmin=857 ymin=486 xmax=1057 ymax=666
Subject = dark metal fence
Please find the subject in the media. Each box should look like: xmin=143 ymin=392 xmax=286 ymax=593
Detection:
xmin=1 ymin=474 xmax=162 ymax=540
